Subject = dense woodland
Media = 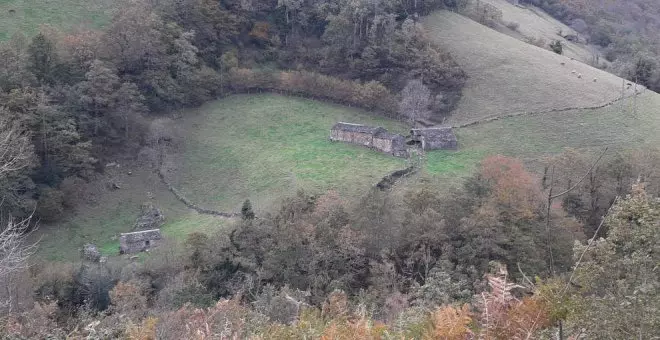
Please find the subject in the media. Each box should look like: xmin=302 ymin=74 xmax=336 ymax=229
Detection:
xmin=0 ymin=0 xmax=659 ymax=339
xmin=2 ymin=150 xmax=660 ymax=338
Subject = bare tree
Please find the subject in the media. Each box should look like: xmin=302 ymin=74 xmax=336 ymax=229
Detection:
xmin=0 ymin=216 xmax=37 ymax=313
xmin=0 ymin=116 xmax=37 ymax=313
xmin=399 ymin=79 xmax=431 ymax=127
xmin=0 ymin=114 xmax=33 ymax=177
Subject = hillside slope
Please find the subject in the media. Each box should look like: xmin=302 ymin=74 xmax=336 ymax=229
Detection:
xmin=456 ymin=91 xmax=660 ymax=162
xmin=422 ymin=10 xmax=639 ymax=124
xmin=480 ymin=0 xmax=597 ymax=63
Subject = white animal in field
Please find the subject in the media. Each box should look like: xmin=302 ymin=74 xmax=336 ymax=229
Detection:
xmin=577 ymin=73 xmax=582 ymax=78
xmin=571 ymin=70 xmax=576 ymax=74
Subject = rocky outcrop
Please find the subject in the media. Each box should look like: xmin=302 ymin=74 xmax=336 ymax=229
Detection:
xmin=82 ymin=244 xmax=101 ymax=262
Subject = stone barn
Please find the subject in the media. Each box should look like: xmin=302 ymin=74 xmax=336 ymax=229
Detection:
xmin=410 ymin=127 xmax=458 ymax=150
xmin=330 ymin=122 xmax=408 ymax=157
xmin=372 ymin=131 xmax=408 ymax=158
xmin=330 ymin=122 xmax=386 ymax=147
xmin=119 ymin=229 xmax=162 ymax=254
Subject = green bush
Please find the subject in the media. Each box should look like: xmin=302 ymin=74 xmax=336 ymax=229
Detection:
xmin=241 ymin=199 xmax=255 ymax=220
xmin=550 ymin=40 xmax=563 ymax=54
xmin=171 ymin=283 xmax=215 ymax=308
xmin=506 ymin=21 xmax=520 ymax=31
xmin=36 ymin=188 xmax=65 ymax=222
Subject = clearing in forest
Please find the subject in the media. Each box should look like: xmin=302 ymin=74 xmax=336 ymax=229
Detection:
xmin=422 ymin=10 xmax=637 ymax=125
xmin=34 ymin=165 xmax=230 ymax=261
xmin=170 ymin=94 xmax=410 ymax=212
xmin=37 ymin=87 xmax=660 ymax=261
xmin=170 ymin=94 xmax=483 ymax=212
xmin=35 ymin=94 xmax=481 ymax=260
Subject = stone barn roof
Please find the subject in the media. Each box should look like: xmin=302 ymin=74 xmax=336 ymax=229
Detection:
xmin=374 ymin=130 xmax=398 ymax=140
xmin=332 ymin=122 xmax=386 ymax=135
xmin=374 ymin=130 xmax=406 ymax=146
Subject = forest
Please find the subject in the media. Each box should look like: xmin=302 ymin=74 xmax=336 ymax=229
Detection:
xmin=0 ymin=0 xmax=659 ymax=338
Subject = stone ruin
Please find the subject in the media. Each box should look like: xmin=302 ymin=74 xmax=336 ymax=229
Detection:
xmin=134 ymin=202 xmax=165 ymax=230
xmin=119 ymin=229 xmax=162 ymax=254
xmin=82 ymin=243 xmax=102 ymax=262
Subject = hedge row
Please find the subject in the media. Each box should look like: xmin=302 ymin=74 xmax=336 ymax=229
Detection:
xmin=227 ymin=69 xmax=399 ymax=116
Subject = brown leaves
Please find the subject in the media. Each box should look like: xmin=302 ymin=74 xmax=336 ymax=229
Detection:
xmin=480 ymin=155 xmax=542 ymax=220
xmin=424 ymin=304 xmax=474 ymax=340
xmin=477 ymin=265 xmax=551 ymax=340
xmin=109 ymin=281 xmax=148 ymax=317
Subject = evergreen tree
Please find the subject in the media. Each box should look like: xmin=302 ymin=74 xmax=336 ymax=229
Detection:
xmin=241 ymin=199 xmax=255 ymax=220
xmin=550 ymin=40 xmax=563 ymax=54
xmin=27 ymin=33 xmax=58 ymax=84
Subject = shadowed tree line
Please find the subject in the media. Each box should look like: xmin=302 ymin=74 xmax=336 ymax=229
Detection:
xmin=2 ymin=151 xmax=658 ymax=338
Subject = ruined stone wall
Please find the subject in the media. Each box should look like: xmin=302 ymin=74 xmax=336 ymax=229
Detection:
xmin=372 ymin=137 xmax=393 ymax=153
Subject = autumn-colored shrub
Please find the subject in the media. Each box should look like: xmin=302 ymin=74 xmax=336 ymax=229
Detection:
xmin=422 ymin=304 xmax=473 ymax=340
xmin=480 ymin=155 xmax=542 ymax=219
xmin=109 ymin=281 xmax=149 ymax=318
xmin=476 ymin=264 xmax=552 ymax=339
xmin=249 ymin=22 xmax=271 ymax=43
xmin=229 ymin=68 xmax=398 ymax=115
xmin=266 ymin=299 xmax=391 ymax=340
xmin=2 ymin=301 xmax=63 ymax=338
xmin=157 ymin=298 xmax=256 ymax=339
xmin=126 ymin=316 xmax=158 ymax=340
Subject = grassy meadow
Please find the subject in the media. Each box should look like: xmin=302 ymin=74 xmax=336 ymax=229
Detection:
xmin=422 ymin=10 xmax=635 ymax=125
xmin=456 ymin=91 xmax=660 ymax=164
xmin=35 ymin=94 xmax=482 ymax=260
xmin=0 ymin=0 xmax=114 ymax=41
xmin=479 ymin=0 xmax=596 ymax=63
xmin=171 ymin=94 xmax=481 ymax=212
xmin=34 ymin=166 xmax=232 ymax=261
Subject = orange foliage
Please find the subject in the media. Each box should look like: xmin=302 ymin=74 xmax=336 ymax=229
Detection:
xmin=3 ymin=302 xmax=59 ymax=338
xmin=322 ymin=290 xmax=349 ymax=319
xmin=126 ymin=316 xmax=158 ymax=340
xmin=109 ymin=281 xmax=148 ymax=316
xmin=60 ymin=30 xmax=101 ymax=63
xmin=480 ymin=155 xmax=542 ymax=219
xmin=312 ymin=190 xmax=344 ymax=219
xmin=320 ymin=317 xmax=388 ymax=340
xmin=159 ymin=298 xmax=249 ymax=339
xmin=478 ymin=265 xmax=552 ymax=339
xmin=423 ymin=304 xmax=473 ymax=340
xmin=505 ymin=297 xmax=552 ymax=339
xmin=250 ymin=22 xmax=271 ymax=41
